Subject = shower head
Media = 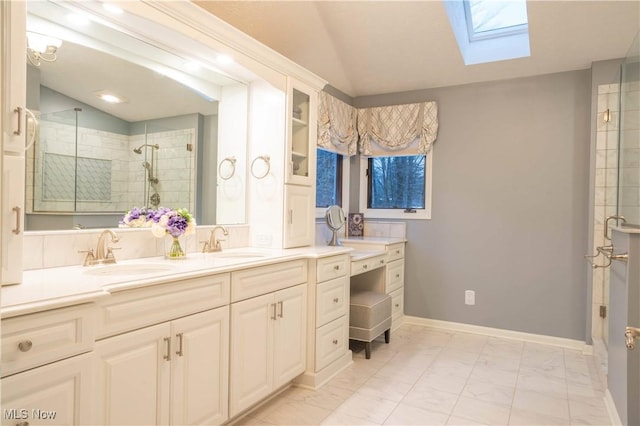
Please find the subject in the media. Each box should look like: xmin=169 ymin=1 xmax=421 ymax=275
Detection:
xmin=133 ymin=143 xmax=160 ymax=154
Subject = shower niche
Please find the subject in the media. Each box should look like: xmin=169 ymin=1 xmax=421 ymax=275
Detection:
xmin=27 ymin=104 xmax=196 ymax=216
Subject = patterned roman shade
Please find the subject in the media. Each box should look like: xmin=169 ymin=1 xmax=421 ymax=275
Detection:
xmin=317 ymin=91 xmax=358 ymax=156
xmin=357 ymin=101 xmax=438 ymax=156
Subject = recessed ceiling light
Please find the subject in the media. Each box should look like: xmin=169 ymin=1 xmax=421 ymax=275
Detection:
xmin=217 ymin=54 xmax=233 ymax=65
xmin=102 ymin=3 xmax=123 ymax=14
xmin=95 ymin=91 xmax=127 ymax=104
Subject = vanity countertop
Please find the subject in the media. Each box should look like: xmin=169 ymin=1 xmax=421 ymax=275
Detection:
xmin=341 ymin=236 xmax=407 ymax=246
xmin=1 ymin=246 xmax=353 ymax=318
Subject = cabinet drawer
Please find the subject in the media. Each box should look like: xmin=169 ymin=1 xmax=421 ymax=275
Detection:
xmin=97 ymin=273 xmax=230 ymax=338
xmin=390 ymin=289 xmax=404 ymax=322
xmin=350 ymin=254 xmax=386 ymax=276
xmin=316 ymin=255 xmax=349 ymax=283
xmin=231 ymin=259 xmax=307 ymax=302
xmin=315 ymin=316 xmax=348 ymax=371
xmin=316 ymin=276 xmax=349 ymax=327
xmin=2 ymin=304 xmax=95 ymax=377
xmin=386 ymin=260 xmax=404 ymax=294
xmin=387 ymin=243 xmax=405 ymax=262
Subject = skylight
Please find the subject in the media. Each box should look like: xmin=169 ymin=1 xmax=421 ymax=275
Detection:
xmin=465 ymin=0 xmax=528 ymax=38
xmin=444 ymin=0 xmax=531 ymax=65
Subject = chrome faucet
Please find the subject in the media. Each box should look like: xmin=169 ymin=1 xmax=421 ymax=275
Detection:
xmin=80 ymin=229 xmax=120 ymax=266
xmin=201 ymin=226 xmax=228 ymax=253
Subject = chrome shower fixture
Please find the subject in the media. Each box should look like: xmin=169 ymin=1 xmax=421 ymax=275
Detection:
xmin=133 ymin=143 xmax=160 ymax=154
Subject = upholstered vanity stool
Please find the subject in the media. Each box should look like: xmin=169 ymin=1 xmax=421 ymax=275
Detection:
xmin=349 ymin=291 xmax=392 ymax=359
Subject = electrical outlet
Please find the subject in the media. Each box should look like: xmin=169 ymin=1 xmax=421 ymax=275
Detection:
xmin=465 ymin=290 xmax=475 ymax=305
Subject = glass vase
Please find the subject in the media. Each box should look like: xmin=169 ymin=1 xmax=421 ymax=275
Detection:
xmin=166 ymin=236 xmax=186 ymax=259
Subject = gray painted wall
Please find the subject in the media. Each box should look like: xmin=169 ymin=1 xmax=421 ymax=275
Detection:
xmin=353 ymin=70 xmax=591 ymax=340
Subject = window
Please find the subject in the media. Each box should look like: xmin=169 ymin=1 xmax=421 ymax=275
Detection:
xmin=464 ymin=0 xmax=528 ymax=41
xmin=443 ymin=0 xmax=530 ymax=65
xmin=316 ymin=149 xmax=343 ymax=208
xmin=359 ymin=154 xmax=432 ymax=220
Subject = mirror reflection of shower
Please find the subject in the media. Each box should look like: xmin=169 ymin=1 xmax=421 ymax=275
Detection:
xmin=133 ymin=140 xmax=161 ymax=208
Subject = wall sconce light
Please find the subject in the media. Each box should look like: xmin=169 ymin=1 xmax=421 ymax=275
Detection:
xmin=26 ymin=32 xmax=62 ymax=66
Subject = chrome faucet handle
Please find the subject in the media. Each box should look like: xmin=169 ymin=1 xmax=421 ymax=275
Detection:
xmin=78 ymin=249 xmax=96 ymax=267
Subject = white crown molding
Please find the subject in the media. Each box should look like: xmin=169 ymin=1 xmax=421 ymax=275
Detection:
xmin=404 ymin=316 xmax=592 ymax=353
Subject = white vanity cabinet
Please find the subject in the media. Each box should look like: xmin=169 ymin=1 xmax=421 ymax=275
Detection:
xmin=386 ymin=243 xmax=405 ymax=328
xmin=283 ymin=184 xmax=315 ymax=248
xmin=296 ymin=254 xmax=352 ymax=389
xmin=0 ymin=304 xmax=96 ymax=425
xmin=285 ymin=78 xmax=317 ymax=186
xmin=94 ymin=274 xmax=231 ymax=425
xmin=229 ymin=261 xmax=307 ymax=417
xmin=1 ymin=0 xmax=26 ymax=285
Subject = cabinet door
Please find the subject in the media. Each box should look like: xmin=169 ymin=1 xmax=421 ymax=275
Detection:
xmin=1 ymin=0 xmax=27 ymax=155
xmin=1 ymin=155 xmax=24 ymax=285
xmin=283 ymin=184 xmax=314 ymax=248
xmin=171 ymin=307 xmax=229 ymax=426
xmin=1 ymin=353 xmax=93 ymax=426
xmin=94 ymin=323 xmax=171 ymax=426
xmin=286 ymin=79 xmax=317 ymax=186
xmin=273 ymin=284 xmax=307 ymax=388
xmin=229 ymin=293 xmax=274 ymax=417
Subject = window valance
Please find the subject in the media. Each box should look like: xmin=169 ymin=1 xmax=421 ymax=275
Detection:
xmin=317 ymin=91 xmax=358 ymax=156
xmin=357 ymin=101 xmax=438 ymax=157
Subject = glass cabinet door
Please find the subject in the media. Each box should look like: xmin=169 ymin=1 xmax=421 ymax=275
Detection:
xmin=287 ymin=79 xmax=316 ymax=186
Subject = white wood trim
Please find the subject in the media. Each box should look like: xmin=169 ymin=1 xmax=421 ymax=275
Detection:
xmin=404 ymin=316 xmax=592 ymax=353
xmin=294 ymin=350 xmax=353 ymax=390
xmin=604 ymin=389 xmax=623 ymax=426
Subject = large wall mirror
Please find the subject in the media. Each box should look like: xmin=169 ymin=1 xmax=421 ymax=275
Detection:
xmin=24 ymin=0 xmax=249 ymax=230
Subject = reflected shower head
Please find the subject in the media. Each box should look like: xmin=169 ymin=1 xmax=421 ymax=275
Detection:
xmin=133 ymin=143 xmax=160 ymax=154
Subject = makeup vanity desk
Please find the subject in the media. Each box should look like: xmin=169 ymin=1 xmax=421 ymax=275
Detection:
xmin=341 ymin=237 xmax=406 ymax=330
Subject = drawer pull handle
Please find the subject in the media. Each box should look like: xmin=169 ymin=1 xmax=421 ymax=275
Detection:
xmin=332 ymin=339 xmax=338 ymax=345
xmin=333 ymin=297 xmax=339 ymax=303
xmin=176 ymin=333 xmax=184 ymax=357
xmin=363 ymin=264 xmax=368 ymax=269
xmin=278 ymin=301 xmax=284 ymax=318
xmin=163 ymin=337 xmax=171 ymax=361
xmin=334 ymin=265 xmax=340 ymax=270
xmin=271 ymin=303 xmax=277 ymax=320
xmin=12 ymin=206 xmax=21 ymax=235
xmin=18 ymin=340 xmax=33 ymax=352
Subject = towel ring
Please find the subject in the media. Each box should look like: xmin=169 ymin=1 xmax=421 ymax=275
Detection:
xmin=218 ymin=157 xmax=236 ymax=180
xmin=251 ymin=155 xmax=271 ymax=179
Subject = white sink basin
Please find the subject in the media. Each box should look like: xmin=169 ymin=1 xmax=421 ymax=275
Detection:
xmin=83 ymin=263 xmax=176 ymax=276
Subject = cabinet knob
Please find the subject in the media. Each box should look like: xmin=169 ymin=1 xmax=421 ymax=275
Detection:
xmin=395 ymin=250 xmax=400 ymax=254
xmin=379 ymin=260 xmax=384 ymax=264
xmin=363 ymin=264 xmax=368 ymax=269
xmin=333 ymin=298 xmax=339 ymax=303
xmin=395 ymin=303 xmax=400 ymax=308
xmin=332 ymin=339 xmax=338 ymax=345
xmin=396 ymin=274 xmax=400 ymax=279
xmin=18 ymin=340 xmax=33 ymax=352
xmin=333 ymin=265 xmax=340 ymax=270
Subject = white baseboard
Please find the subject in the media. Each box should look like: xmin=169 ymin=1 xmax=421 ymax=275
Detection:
xmin=604 ymin=389 xmax=623 ymax=426
xmin=403 ymin=316 xmax=592 ymax=353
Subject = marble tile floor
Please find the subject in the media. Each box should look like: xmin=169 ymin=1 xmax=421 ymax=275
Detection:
xmin=233 ymin=324 xmax=611 ymax=426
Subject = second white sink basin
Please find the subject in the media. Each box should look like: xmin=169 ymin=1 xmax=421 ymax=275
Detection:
xmin=83 ymin=263 xmax=176 ymax=276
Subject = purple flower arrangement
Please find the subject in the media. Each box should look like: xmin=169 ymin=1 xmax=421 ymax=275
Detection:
xmin=120 ymin=207 xmax=196 ymax=238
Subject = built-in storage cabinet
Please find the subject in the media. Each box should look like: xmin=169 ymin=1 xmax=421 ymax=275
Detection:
xmin=1 ymin=352 xmax=94 ymax=426
xmin=286 ymin=79 xmax=317 ymax=186
xmin=386 ymin=243 xmax=405 ymax=328
xmin=230 ymin=283 xmax=307 ymax=417
xmin=283 ymin=184 xmax=315 ymax=248
xmin=296 ymin=254 xmax=351 ymax=389
xmin=0 ymin=303 xmax=96 ymax=426
xmin=95 ymin=307 xmax=229 ymax=426
xmin=1 ymin=0 xmax=26 ymax=285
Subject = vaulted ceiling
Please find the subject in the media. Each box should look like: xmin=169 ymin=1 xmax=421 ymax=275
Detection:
xmin=195 ymin=1 xmax=640 ymax=98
